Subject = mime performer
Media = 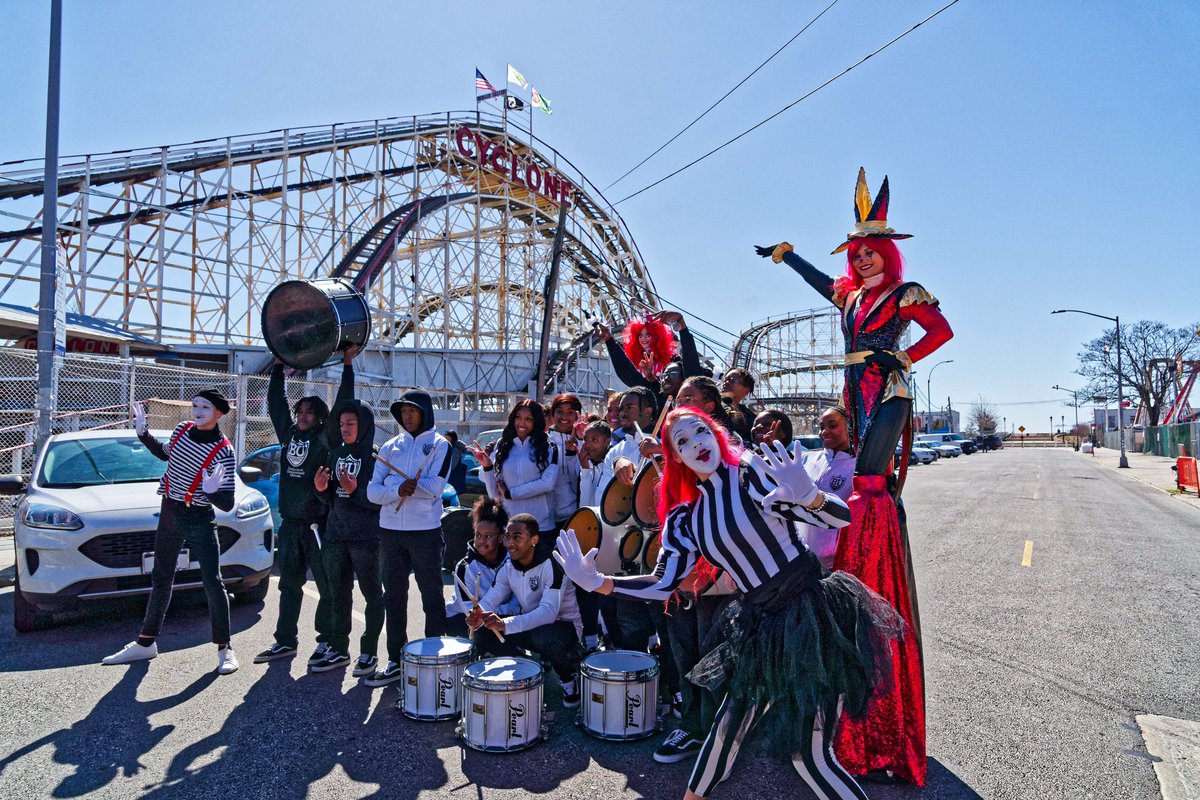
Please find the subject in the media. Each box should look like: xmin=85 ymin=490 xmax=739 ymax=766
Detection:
xmin=756 ymin=168 xmax=953 ymax=784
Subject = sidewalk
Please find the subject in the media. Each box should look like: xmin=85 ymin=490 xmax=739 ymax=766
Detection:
xmin=1082 ymin=445 xmax=1200 ymax=511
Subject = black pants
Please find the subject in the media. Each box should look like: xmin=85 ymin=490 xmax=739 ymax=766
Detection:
xmin=665 ymin=593 xmax=737 ymax=738
xmin=273 ymin=517 xmax=332 ymax=649
xmin=857 ymin=397 xmax=911 ymax=476
xmin=473 ymin=620 xmax=581 ymax=682
xmin=379 ymin=529 xmax=446 ymax=663
xmin=608 ymin=599 xmax=681 ymax=695
xmin=140 ymin=499 xmax=230 ymax=644
xmin=323 ymin=538 xmax=384 ymax=657
xmin=445 ymin=613 xmax=470 ymax=639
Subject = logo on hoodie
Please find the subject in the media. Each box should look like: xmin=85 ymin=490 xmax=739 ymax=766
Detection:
xmin=337 ymin=455 xmax=361 ymax=478
xmin=830 ymin=475 xmax=845 ymax=491
xmin=529 ymin=575 xmax=540 ymax=592
xmin=422 ymin=442 xmax=433 ymax=456
xmin=286 ymin=438 xmax=310 ymax=468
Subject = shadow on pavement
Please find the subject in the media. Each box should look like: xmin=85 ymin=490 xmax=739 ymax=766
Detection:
xmin=0 ymin=588 xmax=264 ymax=672
xmin=0 ymin=662 xmax=216 ymax=797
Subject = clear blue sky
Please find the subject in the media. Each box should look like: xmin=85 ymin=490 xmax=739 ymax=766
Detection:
xmin=3 ymin=0 xmax=1197 ymax=432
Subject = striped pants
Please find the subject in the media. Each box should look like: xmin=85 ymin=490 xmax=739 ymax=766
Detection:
xmin=687 ymin=695 xmax=868 ymax=799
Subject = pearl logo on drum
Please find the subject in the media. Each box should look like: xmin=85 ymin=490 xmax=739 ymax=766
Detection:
xmin=437 ymin=675 xmax=454 ymax=708
xmin=509 ymin=702 xmax=526 ymax=739
xmin=625 ymin=691 xmax=641 ymax=729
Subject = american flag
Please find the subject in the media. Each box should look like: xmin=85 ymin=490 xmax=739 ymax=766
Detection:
xmin=475 ymin=69 xmax=497 ymax=94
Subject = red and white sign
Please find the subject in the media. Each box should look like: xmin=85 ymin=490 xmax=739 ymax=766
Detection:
xmin=454 ymin=126 xmax=574 ymax=208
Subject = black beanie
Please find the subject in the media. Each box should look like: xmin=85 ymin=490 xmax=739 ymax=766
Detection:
xmin=194 ymin=389 xmax=231 ymax=414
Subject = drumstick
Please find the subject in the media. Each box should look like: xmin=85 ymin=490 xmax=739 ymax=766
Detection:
xmin=372 ymin=453 xmax=412 ymax=480
xmin=396 ymin=467 xmax=423 ymax=509
xmin=651 ymin=397 xmax=674 ymax=437
xmin=454 ymin=570 xmax=505 ymax=643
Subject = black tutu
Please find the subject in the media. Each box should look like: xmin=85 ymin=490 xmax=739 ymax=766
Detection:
xmin=687 ymin=551 xmax=904 ymax=756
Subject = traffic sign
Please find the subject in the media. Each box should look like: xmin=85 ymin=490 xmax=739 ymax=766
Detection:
xmin=1018 ymin=425 xmax=1026 ymax=433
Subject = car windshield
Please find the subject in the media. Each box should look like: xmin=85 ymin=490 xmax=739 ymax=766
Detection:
xmin=39 ymin=436 xmax=166 ymax=488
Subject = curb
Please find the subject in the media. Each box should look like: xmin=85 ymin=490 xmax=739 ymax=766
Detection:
xmin=1082 ymin=454 xmax=1200 ymax=511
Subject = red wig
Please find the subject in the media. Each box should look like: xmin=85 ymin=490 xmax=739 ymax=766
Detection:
xmin=623 ymin=316 xmax=676 ymax=373
xmin=833 ymin=236 xmax=906 ymax=296
xmin=655 ymin=408 xmax=742 ymax=523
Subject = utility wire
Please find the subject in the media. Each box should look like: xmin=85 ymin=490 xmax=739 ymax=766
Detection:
xmin=603 ymin=0 xmax=841 ymax=192
xmin=616 ymin=0 xmax=964 ymax=205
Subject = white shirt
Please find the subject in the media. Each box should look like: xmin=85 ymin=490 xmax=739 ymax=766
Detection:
xmin=796 ymin=448 xmax=856 ymax=569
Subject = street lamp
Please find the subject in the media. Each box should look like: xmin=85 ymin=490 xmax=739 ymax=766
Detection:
xmin=1052 ymin=310 xmax=1128 ymax=468
xmin=927 ymin=359 xmax=954 ymax=433
xmin=1052 ymin=385 xmax=1080 ymax=434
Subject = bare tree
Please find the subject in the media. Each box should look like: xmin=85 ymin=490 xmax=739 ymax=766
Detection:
xmin=969 ymin=397 xmax=999 ymax=434
xmin=1075 ymin=320 xmax=1200 ymax=426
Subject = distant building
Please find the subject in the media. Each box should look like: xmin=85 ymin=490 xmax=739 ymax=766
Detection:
xmin=914 ymin=409 xmax=960 ymax=434
xmin=1093 ymin=407 xmax=1136 ymax=432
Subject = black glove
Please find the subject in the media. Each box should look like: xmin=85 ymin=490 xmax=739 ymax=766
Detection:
xmin=864 ymin=348 xmax=906 ymax=372
xmin=754 ymin=244 xmax=779 ymax=258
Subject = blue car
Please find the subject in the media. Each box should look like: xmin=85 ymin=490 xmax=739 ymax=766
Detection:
xmin=239 ymin=444 xmax=459 ymax=531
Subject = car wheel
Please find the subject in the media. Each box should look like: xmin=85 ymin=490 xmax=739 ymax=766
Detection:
xmin=13 ymin=570 xmax=55 ymax=633
xmin=232 ymin=577 xmax=271 ymax=605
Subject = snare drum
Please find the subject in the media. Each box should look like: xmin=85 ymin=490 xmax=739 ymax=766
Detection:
xmin=398 ymin=637 xmax=474 ymax=721
xmin=460 ymin=657 xmax=545 ymax=752
xmin=579 ymin=650 xmax=660 ymax=741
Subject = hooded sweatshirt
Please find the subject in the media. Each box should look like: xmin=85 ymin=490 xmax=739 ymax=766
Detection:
xmin=366 ymin=389 xmax=453 ymax=532
xmin=478 ymin=543 xmax=581 ymax=637
xmin=268 ymin=362 xmax=354 ymax=522
xmin=318 ymin=398 xmax=380 ymax=542
xmin=445 ymin=542 xmax=520 ymax=619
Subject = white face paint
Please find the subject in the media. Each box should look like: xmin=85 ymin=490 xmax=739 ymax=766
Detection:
xmin=670 ymin=416 xmax=720 ymax=475
xmin=192 ymin=397 xmax=217 ymax=426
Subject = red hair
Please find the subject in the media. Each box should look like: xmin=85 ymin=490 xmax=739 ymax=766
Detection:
xmin=623 ymin=316 xmax=676 ymax=373
xmin=656 ymin=408 xmax=742 ymax=523
xmin=833 ymin=236 xmax=906 ymax=296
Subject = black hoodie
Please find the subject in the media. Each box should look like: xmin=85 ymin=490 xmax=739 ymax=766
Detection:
xmin=318 ymin=398 xmax=380 ymax=542
xmin=269 ymin=362 xmax=354 ymax=522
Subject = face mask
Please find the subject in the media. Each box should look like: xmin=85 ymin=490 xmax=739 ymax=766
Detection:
xmin=192 ymin=398 xmax=216 ymax=426
xmin=670 ymin=416 xmax=720 ymax=474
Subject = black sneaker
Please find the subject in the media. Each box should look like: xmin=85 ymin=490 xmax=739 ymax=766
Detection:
xmin=561 ymin=680 xmax=581 ymax=709
xmin=310 ymin=650 xmax=351 ymax=673
xmin=351 ymin=654 xmax=378 ymax=677
xmin=253 ymin=643 xmax=297 ymax=664
xmin=307 ymin=643 xmax=330 ymax=666
xmin=654 ymin=728 xmax=704 ymax=764
xmin=363 ymin=660 xmax=403 ymax=687
xmin=670 ymin=690 xmax=683 ymax=719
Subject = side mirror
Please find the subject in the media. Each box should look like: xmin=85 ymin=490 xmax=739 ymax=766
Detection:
xmin=238 ymin=466 xmax=263 ymax=483
xmin=0 ymin=475 xmax=27 ymax=495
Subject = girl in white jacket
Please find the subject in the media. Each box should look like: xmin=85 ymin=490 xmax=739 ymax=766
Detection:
xmin=471 ymin=400 xmax=560 ymax=532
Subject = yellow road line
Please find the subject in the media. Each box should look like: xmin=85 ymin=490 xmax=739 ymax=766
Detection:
xmin=1021 ymin=540 xmax=1034 ymax=568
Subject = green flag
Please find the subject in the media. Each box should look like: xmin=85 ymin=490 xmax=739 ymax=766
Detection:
xmin=531 ymin=87 xmax=553 ymax=116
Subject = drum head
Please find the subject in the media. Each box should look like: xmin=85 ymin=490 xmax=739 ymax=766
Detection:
xmin=581 ymin=649 xmax=660 ymax=681
xmin=464 ymin=656 xmax=543 ymax=684
xmin=567 ymin=508 xmax=600 ymax=554
xmin=600 ymin=477 xmax=634 ymax=526
xmin=403 ymin=636 xmax=473 ymax=660
xmin=618 ymin=528 xmax=644 ymax=563
xmin=642 ymin=533 xmax=662 ymax=571
xmin=262 ymin=279 xmax=370 ymax=370
xmin=631 ymin=462 xmax=661 ymax=529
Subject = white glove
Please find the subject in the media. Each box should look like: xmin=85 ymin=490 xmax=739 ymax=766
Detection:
xmin=760 ymin=440 xmax=819 ymax=507
xmin=131 ymin=402 xmax=147 ymax=435
xmin=552 ymin=529 xmax=604 ymax=592
xmin=201 ymin=463 xmax=226 ymax=496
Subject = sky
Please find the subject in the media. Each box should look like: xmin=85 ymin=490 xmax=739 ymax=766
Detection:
xmin=2 ymin=0 xmax=1198 ymax=433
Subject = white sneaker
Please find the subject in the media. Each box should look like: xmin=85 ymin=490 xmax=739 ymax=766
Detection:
xmin=217 ymin=647 xmax=240 ymax=675
xmin=101 ymin=641 xmax=158 ymax=665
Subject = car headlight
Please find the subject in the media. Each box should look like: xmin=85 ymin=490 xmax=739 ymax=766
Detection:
xmin=235 ymin=494 xmax=270 ymax=519
xmin=23 ymin=503 xmax=84 ymax=530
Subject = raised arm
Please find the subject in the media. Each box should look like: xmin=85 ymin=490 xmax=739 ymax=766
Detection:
xmin=755 ymin=243 xmax=837 ymax=304
xmin=267 ymin=361 xmax=292 ymax=444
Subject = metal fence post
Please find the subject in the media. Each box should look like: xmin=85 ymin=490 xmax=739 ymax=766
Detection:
xmin=235 ymin=367 xmax=247 ymax=463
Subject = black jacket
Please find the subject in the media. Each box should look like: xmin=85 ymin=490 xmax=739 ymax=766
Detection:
xmin=268 ymin=362 xmax=354 ymax=522
xmin=319 ymin=398 xmax=380 ymax=542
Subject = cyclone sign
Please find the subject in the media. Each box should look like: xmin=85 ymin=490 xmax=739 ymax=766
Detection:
xmin=454 ymin=126 xmax=575 ymax=208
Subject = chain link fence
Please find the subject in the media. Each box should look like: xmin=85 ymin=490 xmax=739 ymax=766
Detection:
xmin=1143 ymin=422 xmax=1200 ymax=458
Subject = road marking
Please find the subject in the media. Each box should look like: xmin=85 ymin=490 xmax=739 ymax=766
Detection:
xmin=1137 ymin=714 xmax=1200 ymax=800
xmin=1021 ymin=540 xmax=1034 ymax=567
xmin=302 ymin=583 xmax=365 ymax=623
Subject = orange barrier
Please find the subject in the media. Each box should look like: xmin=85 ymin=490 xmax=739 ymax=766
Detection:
xmin=1177 ymin=457 xmax=1199 ymax=495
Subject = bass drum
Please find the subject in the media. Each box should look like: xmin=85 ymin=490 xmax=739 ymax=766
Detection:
xmin=565 ymin=506 xmax=621 ymax=575
xmin=631 ymin=461 xmax=661 ymax=530
xmin=262 ymin=278 xmax=371 ymax=370
xmin=600 ymin=476 xmax=633 ymax=526
xmin=440 ymin=506 xmax=473 ymax=572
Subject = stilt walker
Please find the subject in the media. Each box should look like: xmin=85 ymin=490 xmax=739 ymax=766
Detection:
xmin=756 ymin=168 xmax=953 ymax=785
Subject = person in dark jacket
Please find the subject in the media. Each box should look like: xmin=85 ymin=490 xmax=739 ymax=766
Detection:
xmin=313 ymin=397 xmax=383 ymax=676
xmin=103 ymin=390 xmax=240 ymax=674
xmin=255 ymin=348 xmax=355 ymax=667
xmin=595 ymin=311 xmax=705 ymax=412
xmin=444 ymin=430 xmax=470 ymax=495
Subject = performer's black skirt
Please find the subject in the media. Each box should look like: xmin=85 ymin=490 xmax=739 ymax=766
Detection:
xmin=688 ymin=551 xmax=903 ymax=756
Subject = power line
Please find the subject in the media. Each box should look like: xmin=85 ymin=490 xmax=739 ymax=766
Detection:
xmin=616 ymin=0 xmax=965 ymax=205
xmin=603 ymin=0 xmax=841 ymax=192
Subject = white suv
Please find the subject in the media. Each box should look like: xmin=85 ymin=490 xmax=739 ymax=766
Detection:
xmin=3 ymin=430 xmax=275 ymax=632
xmin=915 ymin=434 xmax=963 ymax=458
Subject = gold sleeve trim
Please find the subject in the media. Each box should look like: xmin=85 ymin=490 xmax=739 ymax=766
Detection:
xmin=771 ymin=242 xmax=794 ymax=264
xmin=899 ymin=285 xmax=939 ymax=308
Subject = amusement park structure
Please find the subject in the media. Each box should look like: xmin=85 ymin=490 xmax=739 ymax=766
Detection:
xmin=0 ymin=110 xmax=659 ymax=414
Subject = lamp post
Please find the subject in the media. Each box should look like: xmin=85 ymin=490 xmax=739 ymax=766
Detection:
xmin=1052 ymin=385 xmax=1080 ymax=434
xmin=1052 ymin=310 xmax=1128 ymax=467
xmin=927 ymin=359 xmax=954 ymax=433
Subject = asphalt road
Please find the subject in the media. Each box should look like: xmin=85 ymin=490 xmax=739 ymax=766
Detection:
xmin=1 ymin=448 xmax=1196 ymax=799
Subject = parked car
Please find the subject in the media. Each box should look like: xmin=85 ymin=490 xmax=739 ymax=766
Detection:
xmin=915 ymin=434 xmax=963 ymax=458
xmin=795 ymin=436 xmax=824 ymax=452
xmin=945 ymin=434 xmax=977 ymax=454
xmin=981 ymin=434 xmax=1004 ymax=450
xmin=239 ymin=443 xmax=460 ymax=529
xmin=903 ymin=444 xmax=938 ymax=465
xmin=3 ymin=430 xmax=275 ymax=632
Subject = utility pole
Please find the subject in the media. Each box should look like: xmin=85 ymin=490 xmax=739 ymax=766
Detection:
xmin=533 ymin=201 xmax=569 ymax=403
xmin=35 ymin=0 xmax=64 ymax=453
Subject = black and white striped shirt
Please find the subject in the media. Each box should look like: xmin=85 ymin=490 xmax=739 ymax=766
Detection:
xmin=609 ymin=452 xmax=852 ymax=601
xmin=141 ymin=423 xmax=236 ymax=509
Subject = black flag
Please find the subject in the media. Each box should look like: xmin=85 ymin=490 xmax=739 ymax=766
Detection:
xmin=506 ymin=95 xmax=526 ymax=111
